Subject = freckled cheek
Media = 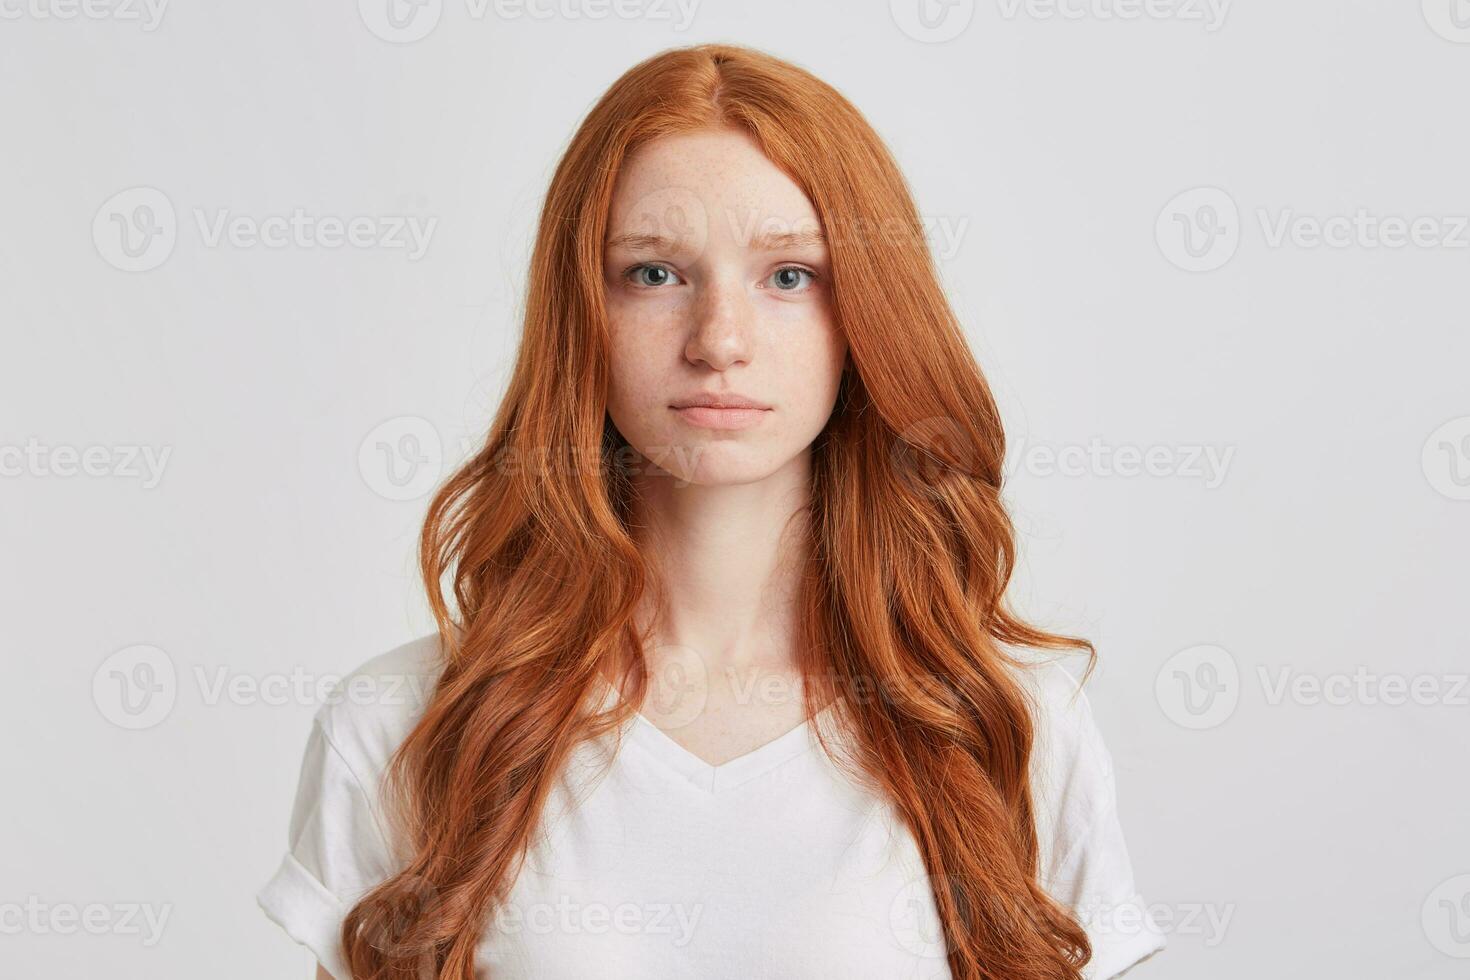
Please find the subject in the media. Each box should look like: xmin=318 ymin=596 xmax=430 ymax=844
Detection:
xmin=608 ymin=287 xmax=688 ymax=332
xmin=791 ymin=306 xmax=846 ymax=370
xmin=606 ymin=334 xmax=676 ymax=432
xmin=768 ymin=344 xmax=843 ymax=420
xmin=608 ymin=313 xmax=680 ymax=375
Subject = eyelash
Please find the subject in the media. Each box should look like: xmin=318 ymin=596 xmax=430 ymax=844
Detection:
xmin=622 ymin=263 xmax=821 ymax=293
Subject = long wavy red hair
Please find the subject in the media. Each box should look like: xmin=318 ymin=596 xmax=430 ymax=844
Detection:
xmin=342 ymin=42 xmax=1096 ymax=980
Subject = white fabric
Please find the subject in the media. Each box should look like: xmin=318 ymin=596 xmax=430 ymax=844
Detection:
xmin=257 ymin=634 xmax=1165 ymax=979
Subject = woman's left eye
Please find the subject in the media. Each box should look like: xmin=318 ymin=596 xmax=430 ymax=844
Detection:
xmin=766 ymin=266 xmax=818 ymax=292
xmin=626 ymin=264 xmax=682 ymax=288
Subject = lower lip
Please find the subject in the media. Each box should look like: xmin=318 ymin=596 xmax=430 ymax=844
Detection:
xmin=672 ymin=405 xmax=771 ymax=430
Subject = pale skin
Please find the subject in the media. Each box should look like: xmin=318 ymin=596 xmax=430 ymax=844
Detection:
xmin=599 ymin=125 xmax=848 ymax=765
xmin=313 ymin=125 xmax=846 ymax=979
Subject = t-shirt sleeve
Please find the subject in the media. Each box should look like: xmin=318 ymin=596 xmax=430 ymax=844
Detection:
xmin=256 ymin=715 xmax=401 ymax=980
xmin=1027 ymin=664 xmax=1167 ymax=979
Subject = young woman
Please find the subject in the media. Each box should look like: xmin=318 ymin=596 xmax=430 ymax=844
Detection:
xmin=257 ymin=44 xmax=1166 ymax=980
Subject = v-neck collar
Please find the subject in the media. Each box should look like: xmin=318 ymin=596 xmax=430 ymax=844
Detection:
xmin=593 ymin=675 xmax=843 ymax=794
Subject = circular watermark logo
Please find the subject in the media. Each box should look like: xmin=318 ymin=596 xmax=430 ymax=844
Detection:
xmin=93 ymin=187 xmax=177 ymax=273
xmin=355 ymin=873 xmax=442 ymax=975
xmin=1156 ymin=186 xmax=1240 ymax=272
xmin=1422 ymin=0 xmax=1470 ymax=42
xmin=358 ymin=415 xmax=444 ymax=501
xmin=889 ymin=872 xmax=950 ymax=959
xmin=359 ymin=0 xmax=443 ymax=42
xmin=1422 ymin=873 xmax=1470 ymax=958
xmin=1155 ymin=643 xmax=1239 ymax=729
xmin=614 ymin=184 xmax=711 ymax=267
xmin=891 ymin=416 xmax=979 ymax=496
xmin=1422 ymin=416 xmax=1470 ymax=501
xmin=639 ymin=644 xmax=711 ymax=732
xmin=890 ymin=0 xmax=975 ymax=43
xmin=92 ymin=644 xmax=177 ymax=729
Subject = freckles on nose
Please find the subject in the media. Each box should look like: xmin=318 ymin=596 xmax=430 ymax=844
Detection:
xmin=687 ymin=299 xmax=758 ymax=365
xmin=696 ymin=276 xmax=758 ymax=330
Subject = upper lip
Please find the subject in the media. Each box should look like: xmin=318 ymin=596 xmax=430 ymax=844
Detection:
xmin=671 ymin=392 xmax=771 ymax=410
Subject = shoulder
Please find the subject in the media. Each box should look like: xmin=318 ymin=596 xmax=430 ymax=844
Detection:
xmin=1002 ymin=650 xmax=1117 ymax=850
xmin=258 ymin=633 xmax=448 ymax=964
xmin=310 ymin=631 xmax=446 ymax=783
xmin=1005 ymin=648 xmax=1107 ymax=760
xmin=1002 ymin=651 xmax=1169 ymax=976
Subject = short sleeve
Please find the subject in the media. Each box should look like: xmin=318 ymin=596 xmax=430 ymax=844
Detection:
xmin=1025 ymin=663 xmax=1167 ymax=979
xmin=256 ymin=717 xmax=400 ymax=980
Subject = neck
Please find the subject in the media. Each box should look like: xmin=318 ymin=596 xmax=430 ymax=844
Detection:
xmin=627 ymin=451 xmax=813 ymax=684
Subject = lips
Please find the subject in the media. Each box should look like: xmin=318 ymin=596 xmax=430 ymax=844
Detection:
xmin=669 ymin=393 xmax=770 ymax=410
xmin=669 ymin=393 xmax=771 ymax=431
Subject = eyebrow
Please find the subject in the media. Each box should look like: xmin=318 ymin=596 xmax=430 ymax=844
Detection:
xmin=748 ymin=228 xmax=827 ymax=251
xmin=604 ymin=232 xmax=683 ymax=251
xmin=603 ymin=228 xmax=828 ymax=251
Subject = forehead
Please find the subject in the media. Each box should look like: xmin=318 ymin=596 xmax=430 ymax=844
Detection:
xmin=606 ymin=127 xmax=820 ymax=242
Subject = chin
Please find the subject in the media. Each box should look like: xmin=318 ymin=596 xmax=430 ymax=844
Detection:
xmin=636 ymin=438 xmax=787 ymax=488
xmin=677 ymin=465 xmax=780 ymax=488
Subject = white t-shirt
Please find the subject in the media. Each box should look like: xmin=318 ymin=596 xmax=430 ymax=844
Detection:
xmin=257 ymin=634 xmax=1165 ymax=979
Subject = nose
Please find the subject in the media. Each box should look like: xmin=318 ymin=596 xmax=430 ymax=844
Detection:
xmin=684 ymin=274 xmax=754 ymax=371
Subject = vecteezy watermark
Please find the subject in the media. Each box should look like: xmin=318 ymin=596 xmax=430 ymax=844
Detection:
xmin=1257 ymin=666 xmax=1469 ymax=709
xmin=92 ymin=644 xmax=438 ymax=730
xmin=1076 ymin=898 xmax=1232 ymax=948
xmin=0 ymin=439 xmax=172 ymax=488
xmin=889 ymin=873 xmax=951 ymax=959
xmin=890 ymin=419 xmax=1237 ymax=492
xmin=1256 ymin=209 xmax=1470 ymax=251
xmin=1005 ymin=437 xmax=1235 ymax=489
xmin=92 ymin=186 xmax=438 ymax=272
xmin=611 ymin=193 xmax=970 ymax=268
xmin=1155 ymin=187 xmax=1241 ymax=272
xmin=1157 ymin=186 xmax=1470 ymax=271
xmin=92 ymin=644 xmax=177 ymax=730
xmin=1422 ymin=416 xmax=1470 ymax=501
xmin=357 ymin=416 xmax=722 ymax=501
xmin=1422 ymin=0 xmax=1470 ymax=43
xmin=0 ymin=897 xmax=172 ymax=947
xmin=889 ymin=872 xmax=1228 ymax=956
xmin=358 ymin=415 xmax=446 ymax=502
xmin=635 ymin=643 xmax=712 ymax=732
xmin=1156 ymin=643 xmax=1469 ymax=730
xmin=0 ymin=0 xmax=168 ymax=30
xmin=994 ymin=0 xmax=1229 ymax=31
xmin=893 ymin=0 xmax=1227 ymax=41
xmin=93 ymin=187 xmax=177 ymax=273
xmin=192 ymin=664 xmax=436 ymax=710
xmin=890 ymin=0 xmax=977 ymax=43
xmin=489 ymin=896 xmax=703 ymax=945
xmin=1423 ymin=873 xmax=1470 ymax=958
xmin=499 ymin=441 xmax=708 ymax=490
xmin=721 ymin=206 xmax=971 ymax=263
xmin=1155 ymin=643 xmax=1240 ymax=729
xmin=357 ymin=0 xmax=700 ymax=43
xmin=890 ymin=871 xmax=1177 ymax=958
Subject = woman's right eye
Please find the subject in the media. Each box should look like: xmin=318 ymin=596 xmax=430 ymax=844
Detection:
xmin=626 ymin=264 xmax=682 ymax=288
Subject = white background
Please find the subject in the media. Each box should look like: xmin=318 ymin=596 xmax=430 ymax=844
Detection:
xmin=3 ymin=1 xmax=1467 ymax=977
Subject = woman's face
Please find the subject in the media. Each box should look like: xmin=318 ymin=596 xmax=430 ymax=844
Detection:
xmin=602 ymin=127 xmax=848 ymax=487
